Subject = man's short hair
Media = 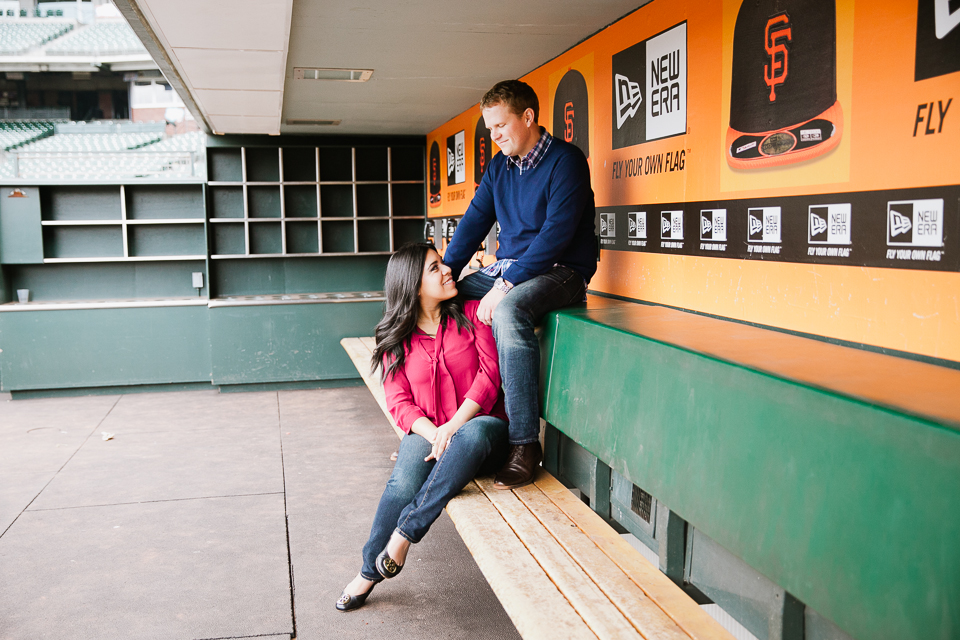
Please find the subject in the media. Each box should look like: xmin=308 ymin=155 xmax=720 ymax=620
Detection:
xmin=481 ymin=80 xmax=539 ymax=122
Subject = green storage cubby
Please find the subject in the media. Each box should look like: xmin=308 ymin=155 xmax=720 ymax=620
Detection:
xmin=321 ymin=220 xmax=354 ymax=253
xmin=209 ymin=186 xmax=244 ymax=218
xmin=286 ymin=221 xmax=319 ymax=254
xmin=318 ymin=147 xmax=352 ymax=181
xmin=43 ymin=225 xmax=123 ymax=259
xmin=42 ymin=185 xmax=121 ymax=220
xmin=208 ymin=148 xmax=243 ymax=182
xmin=249 ymin=221 xmax=282 ymax=254
xmin=284 ymin=185 xmax=318 ymax=218
xmin=248 ymin=186 xmax=281 ymax=218
xmin=356 ymin=184 xmax=389 ymax=217
xmin=282 ymin=147 xmax=317 ymax=181
xmin=126 ymin=184 xmax=204 ymax=219
xmin=129 ymin=224 xmax=206 ymax=257
xmin=391 ymin=183 xmax=425 ymax=217
xmin=390 ymin=146 xmax=425 ymax=181
xmin=355 ymin=146 xmax=388 ymax=181
xmin=357 ymin=220 xmax=389 ymax=252
xmin=320 ymin=184 xmax=353 ymax=218
xmin=245 ymin=147 xmax=280 ymax=182
xmin=213 ymin=222 xmax=245 ymax=255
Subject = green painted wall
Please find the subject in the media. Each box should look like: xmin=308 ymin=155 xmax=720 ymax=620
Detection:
xmin=0 ymin=305 xmax=211 ymax=391
xmin=540 ymin=304 xmax=960 ymax=640
xmin=209 ymin=301 xmax=383 ymax=385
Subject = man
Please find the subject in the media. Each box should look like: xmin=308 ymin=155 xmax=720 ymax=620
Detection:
xmin=443 ymin=79 xmax=597 ymax=490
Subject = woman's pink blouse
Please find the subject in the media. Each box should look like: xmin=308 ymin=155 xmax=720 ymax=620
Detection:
xmin=383 ymin=300 xmax=507 ymax=434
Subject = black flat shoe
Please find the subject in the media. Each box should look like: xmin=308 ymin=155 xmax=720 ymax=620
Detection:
xmin=335 ymin=583 xmax=375 ymax=612
xmin=376 ymin=548 xmax=403 ymax=579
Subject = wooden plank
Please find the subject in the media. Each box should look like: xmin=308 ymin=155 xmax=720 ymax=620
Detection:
xmin=475 ymin=477 xmax=643 ymax=639
xmin=446 ymin=481 xmax=598 ymax=640
xmin=514 ymin=480 xmax=693 ymax=640
xmin=340 ymin=337 xmax=404 ymax=439
xmin=534 ymin=472 xmax=736 ymax=640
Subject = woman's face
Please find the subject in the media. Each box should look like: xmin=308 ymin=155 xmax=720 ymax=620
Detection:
xmin=419 ymin=249 xmax=457 ymax=305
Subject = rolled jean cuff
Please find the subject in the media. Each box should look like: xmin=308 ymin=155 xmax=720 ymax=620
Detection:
xmin=394 ymin=526 xmax=419 ymax=545
xmin=508 ymin=436 xmax=540 ymax=446
xmin=360 ymin=571 xmax=384 ymax=583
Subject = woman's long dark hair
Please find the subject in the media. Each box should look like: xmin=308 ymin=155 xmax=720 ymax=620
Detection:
xmin=371 ymin=242 xmax=472 ymax=380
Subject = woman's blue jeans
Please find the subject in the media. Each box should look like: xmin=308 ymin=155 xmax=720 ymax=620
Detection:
xmin=456 ymin=266 xmax=586 ymax=445
xmin=359 ymin=415 xmax=508 ymax=582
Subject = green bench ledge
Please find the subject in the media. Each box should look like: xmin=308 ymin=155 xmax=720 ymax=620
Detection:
xmin=538 ymin=296 xmax=960 ymax=640
xmin=341 ymin=336 xmax=735 ymax=640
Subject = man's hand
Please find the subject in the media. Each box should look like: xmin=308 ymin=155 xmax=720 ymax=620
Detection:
xmin=477 ymin=287 xmax=506 ymax=326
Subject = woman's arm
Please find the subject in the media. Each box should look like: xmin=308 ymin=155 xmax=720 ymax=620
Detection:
xmin=383 ymin=361 xmax=429 ymax=436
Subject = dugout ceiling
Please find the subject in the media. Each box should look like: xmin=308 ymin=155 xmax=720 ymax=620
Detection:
xmin=115 ymin=0 xmax=646 ymax=136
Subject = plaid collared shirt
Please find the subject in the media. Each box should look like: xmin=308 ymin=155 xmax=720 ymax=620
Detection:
xmin=505 ymin=127 xmax=552 ymax=175
xmin=482 ymin=128 xmax=553 ymax=281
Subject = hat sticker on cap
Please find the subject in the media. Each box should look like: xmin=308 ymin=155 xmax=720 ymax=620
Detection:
xmin=727 ymin=0 xmax=843 ymax=169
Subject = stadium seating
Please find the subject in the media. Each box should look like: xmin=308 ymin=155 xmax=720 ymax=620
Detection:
xmin=0 ymin=21 xmax=73 ymax=54
xmin=45 ymin=21 xmax=145 ymax=56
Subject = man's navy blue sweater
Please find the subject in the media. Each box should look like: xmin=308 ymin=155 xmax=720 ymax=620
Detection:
xmin=443 ymin=138 xmax=597 ymax=286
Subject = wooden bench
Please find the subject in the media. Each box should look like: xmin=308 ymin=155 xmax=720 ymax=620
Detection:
xmin=537 ymin=296 xmax=960 ymax=640
xmin=341 ymin=336 xmax=735 ymax=640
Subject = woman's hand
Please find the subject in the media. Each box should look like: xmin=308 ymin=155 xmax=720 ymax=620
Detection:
xmin=425 ymin=420 xmax=462 ymax=461
xmin=410 ymin=418 xmax=438 ymax=445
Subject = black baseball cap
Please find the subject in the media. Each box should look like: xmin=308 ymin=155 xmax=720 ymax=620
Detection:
xmin=727 ymin=0 xmax=843 ymax=168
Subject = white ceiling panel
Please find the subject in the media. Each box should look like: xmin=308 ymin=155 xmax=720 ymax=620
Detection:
xmin=210 ymin=115 xmax=280 ymax=135
xmin=195 ymin=90 xmax=282 ymax=117
xmin=173 ymin=49 xmax=285 ymax=92
xmin=137 ymin=0 xmax=289 ymax=50
xmin=124 ymin=0 xmax=647 ymax=136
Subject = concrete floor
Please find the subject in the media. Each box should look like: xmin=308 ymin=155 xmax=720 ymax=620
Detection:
xmin=0 ymin=387 xmax=521 ymax=640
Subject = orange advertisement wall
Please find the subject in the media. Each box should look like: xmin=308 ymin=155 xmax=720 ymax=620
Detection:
xmin=427 ymin=0 xmax=960 ymax=363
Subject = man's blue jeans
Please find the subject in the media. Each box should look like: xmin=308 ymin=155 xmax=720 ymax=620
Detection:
xmin=359 ymin=415 xmax=508 ymax=581
xmin=456 ymin=266 xmax=586 ymax=445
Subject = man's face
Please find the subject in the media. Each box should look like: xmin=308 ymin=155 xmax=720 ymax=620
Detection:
xmin=482 ymin=103 xmax=536 ymax=158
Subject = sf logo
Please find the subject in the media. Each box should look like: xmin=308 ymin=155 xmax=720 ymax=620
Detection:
xmin=478 ymin=139 xmax=486 ymax=174
xmin=764 ymin=13 xmax=791 ymax=102
xmin=564 ymin=102 xmax=575 ymax=143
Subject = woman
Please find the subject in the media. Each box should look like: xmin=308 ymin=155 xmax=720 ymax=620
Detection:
xmin=336 ymin=242 xmax=508 ymax=611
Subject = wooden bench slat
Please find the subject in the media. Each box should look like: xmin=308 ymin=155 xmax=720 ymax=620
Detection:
xmin=447 ymin=482 xmax=599 ymax=640
xmin=534 ymin=473 xmax=735 ymax=640
xmin=514 ymin=480 xmax=693 ymax=640
xmin=476 ymin=476 xmax=643 ymax=639
xmin=342 ymin=336 xmax=734 ymax=640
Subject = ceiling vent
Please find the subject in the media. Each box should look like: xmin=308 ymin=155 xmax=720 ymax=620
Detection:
xmin=285 ymin=119 xmax=342 ymax=126
xmin=293 ymin=68 xmax=373 ymax=82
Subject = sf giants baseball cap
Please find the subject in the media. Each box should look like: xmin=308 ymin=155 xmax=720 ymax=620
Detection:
xmin=727 ymin=0 xmax=843 ymax=169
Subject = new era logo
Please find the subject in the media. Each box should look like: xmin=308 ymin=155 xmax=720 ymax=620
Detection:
xmin=615 ymin=73 xmax=643 ymax=129
xmin=660 ymin=210 xmax=683 ymax=240
xmin=600 ymin=213 xmax=616 ymax=238
xmin=628 ymin=211 xmax=646 ymax=239
xmin=889 ymin=210 xmax=912 ymax=236
xmin=808 ymin=204 xmax=851 ymax=245
xmin=887 ymin=199 xmax=944 ymax=246
xmin=748 ymin=207 xmax=781 ymax=243
xmin=810 ymin=213 xmax=827 ymax=236
xmin=446 ymin=130 xmax=465 ymax=186
xmin=700 ymin=209 xmax=727 ymax=241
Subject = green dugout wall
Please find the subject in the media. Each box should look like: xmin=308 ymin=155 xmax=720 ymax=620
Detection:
xmin=0 ymin=135 xmax=425 ymax=394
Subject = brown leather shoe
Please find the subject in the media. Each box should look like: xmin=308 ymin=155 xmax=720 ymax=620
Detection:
xmin=493 ymin=442 xmax=543 ymax=490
